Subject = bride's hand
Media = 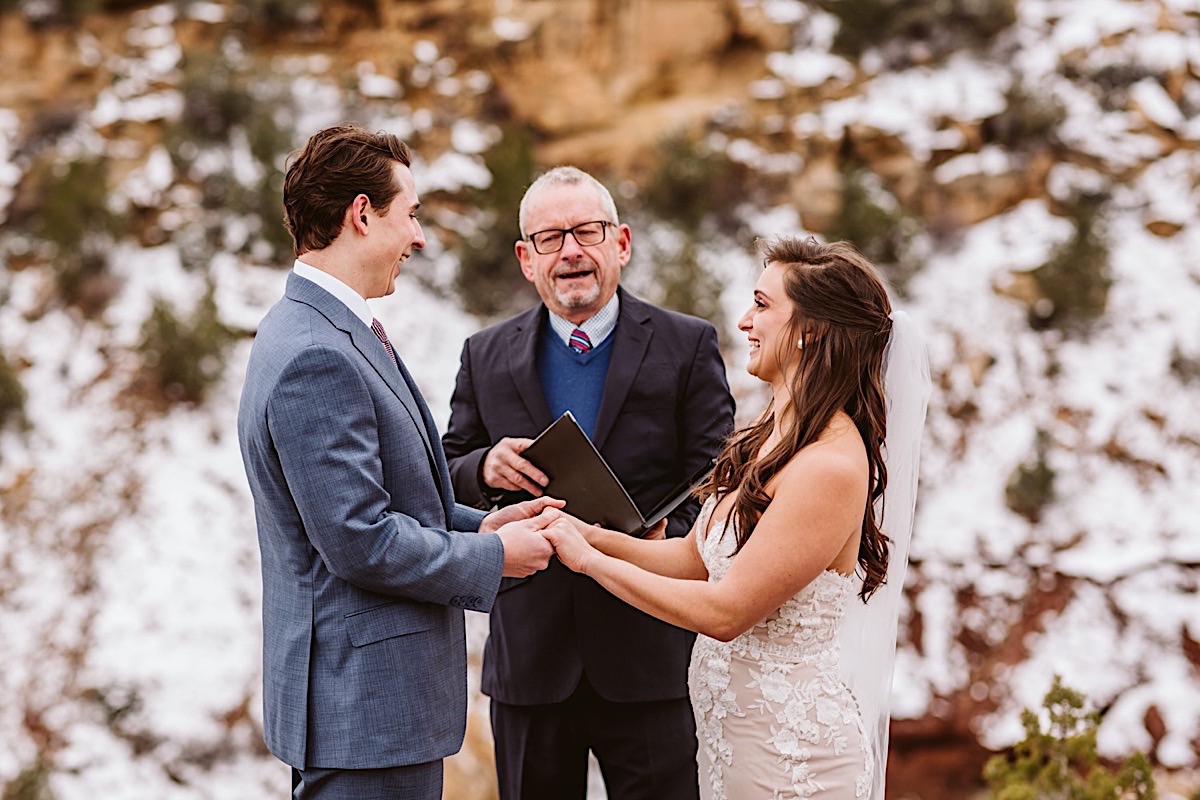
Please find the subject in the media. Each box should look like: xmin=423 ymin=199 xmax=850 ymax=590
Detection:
xmin=543 ymin=517 xmax=600 ymax=575
xmin=560 ymin=513 xmax=608 ymax=545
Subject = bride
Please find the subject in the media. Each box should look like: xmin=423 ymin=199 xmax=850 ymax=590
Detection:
xmin=544 ymin=236 xmax=930 ymax=799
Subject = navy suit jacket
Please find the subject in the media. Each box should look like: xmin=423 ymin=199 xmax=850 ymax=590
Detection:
xmin=442 ymin=288 xmax=734 ymax=704
xmin=237 ymin=272 xmax=503 ymax=769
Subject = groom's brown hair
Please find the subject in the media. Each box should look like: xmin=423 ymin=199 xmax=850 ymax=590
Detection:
xmin=283 ymin=124 xmax=413 ymax=257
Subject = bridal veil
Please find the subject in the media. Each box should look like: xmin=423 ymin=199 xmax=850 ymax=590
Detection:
xmin=838 ymin=308 xmax=932 ymax=799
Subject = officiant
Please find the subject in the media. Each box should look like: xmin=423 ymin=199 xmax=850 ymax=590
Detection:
xmin=442 ymin=165 xmax=734 ymax=800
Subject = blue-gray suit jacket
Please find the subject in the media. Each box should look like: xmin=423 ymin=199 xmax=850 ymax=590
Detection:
xmin=237 ymin=272 xmax=504 ymax=770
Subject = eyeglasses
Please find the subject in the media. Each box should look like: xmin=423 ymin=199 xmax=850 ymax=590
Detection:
xmin=524 ymin=221 xmax=614 ymax=255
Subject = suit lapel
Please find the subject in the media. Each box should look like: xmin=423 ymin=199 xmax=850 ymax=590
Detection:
xmin=390 ymin=350 xmax=455 ymax=520
xmin=350 ymin=324 xmax=436 ymax=453
xmin=592 ymin=290 xmax=652 ymax=449
xmin=285 ymin=274 xmax=442 ymax=492
xmin=509 ymin=306 xmax=554 ymax=429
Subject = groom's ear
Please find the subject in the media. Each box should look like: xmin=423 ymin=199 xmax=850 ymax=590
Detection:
xmin=348 ymin=194 xmax=371 ymax=235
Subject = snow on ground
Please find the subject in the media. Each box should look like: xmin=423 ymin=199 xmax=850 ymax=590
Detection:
xmin=1 ymin=0 xmax=1199 ymax=796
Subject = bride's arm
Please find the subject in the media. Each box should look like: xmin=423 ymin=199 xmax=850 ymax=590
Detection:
xmin=546 ymin=448 xmax=866 ymax=641
xmin=571 ymin=518 xmax=707 ymax=580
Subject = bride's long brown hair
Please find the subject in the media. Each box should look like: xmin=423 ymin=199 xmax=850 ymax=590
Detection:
xmin=699 ymin=237 xmax=893 ymax=601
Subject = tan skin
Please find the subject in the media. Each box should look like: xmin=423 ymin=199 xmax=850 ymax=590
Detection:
xmin=301 ymin=161 xmax=563 ymax=578
xmin=544 ymin=261 xmax=868 ymax=640
xmin=480 ymin=181 xmax=634 ymax=498
xmin=300 ymin=162 xmax=426 ymax=300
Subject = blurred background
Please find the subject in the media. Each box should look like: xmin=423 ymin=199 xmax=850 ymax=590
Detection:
xmin=1 ymin=0 xmax=1198 ymax=798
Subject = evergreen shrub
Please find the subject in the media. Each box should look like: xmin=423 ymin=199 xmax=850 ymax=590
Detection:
xmin=984 ymin=675 xmax=1156 ymax=800
xmin=817 ymin=0 xmax=1017 ymax=64
xmin=455 ymin=124 xmax=539 ymax=319
xmin=136 ymin=283 xmax=237 ymax=405
xmin=1028 ymin=193 xmax=1111 ymax=334
xmin=1005 ymin=428 xmax=1055 ymax=523
xmin=0 ymin=349 xmax=27 ymax=434
xmin=825 ymin=164 xmax=920 ymax=295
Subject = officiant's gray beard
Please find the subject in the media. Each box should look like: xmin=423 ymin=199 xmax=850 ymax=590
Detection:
xmin=555 ymin=282 xmax=602 ymax=311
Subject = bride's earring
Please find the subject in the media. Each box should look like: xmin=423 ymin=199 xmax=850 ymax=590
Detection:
xmin=796 ymin=337 xmax=804 ymax=350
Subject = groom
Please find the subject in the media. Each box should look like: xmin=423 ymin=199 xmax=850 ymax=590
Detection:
xmin=237 ymin=124 xmax=559 ymax=799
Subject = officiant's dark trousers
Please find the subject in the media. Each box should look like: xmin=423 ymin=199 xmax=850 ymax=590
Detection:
xmin=491 ymin=674 xmax=699 ymax=800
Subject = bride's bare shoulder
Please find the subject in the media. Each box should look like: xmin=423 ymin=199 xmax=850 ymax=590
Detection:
xmin=775 ymin=418 xmax=867 ymax=497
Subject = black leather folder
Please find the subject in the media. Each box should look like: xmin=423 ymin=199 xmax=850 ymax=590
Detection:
xmin=521 ymin=411 xmax=714 ymax=536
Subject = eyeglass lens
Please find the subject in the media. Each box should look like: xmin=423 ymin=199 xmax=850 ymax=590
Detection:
xmin=530 ymin=221 xmax=609 ymax=254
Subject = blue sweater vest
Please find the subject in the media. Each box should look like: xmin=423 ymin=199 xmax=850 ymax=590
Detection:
xmin=536 ymin=327 xmax=614 ymax=439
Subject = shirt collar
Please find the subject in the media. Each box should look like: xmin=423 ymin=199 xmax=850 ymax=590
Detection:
xmin=547 ymin=291 xmax=620 ymax=348
xmin=292 ymin=260 xmax=374 ymax=328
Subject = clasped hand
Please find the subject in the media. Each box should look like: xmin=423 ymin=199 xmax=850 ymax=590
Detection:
xmin=486 ymin=501 xmax=665 ymax=578
xmin=541 ymin=514 xmax=601 ymax=574
xmin=480 ymin=498 xmax=596 ymax=578
xmin=481 ymin=499 xmax=602 ymax=577
xmin=483 ymin=496 xmax=561 ymax=578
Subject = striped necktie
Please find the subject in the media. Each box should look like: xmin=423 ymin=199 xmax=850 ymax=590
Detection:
xmin=371 ymin=318 xmax=397 ymax=365
xmin=569 ymin=328 xmax=592 ymax=354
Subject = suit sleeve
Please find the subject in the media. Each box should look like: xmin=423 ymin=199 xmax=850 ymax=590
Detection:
xmin=451 ymin=502 xmax=488 ymax=532
xmin=442 ymin=337 xmax=495 ymax=509
xmin=666 ymin=321 xmax=735 ymax=538
xmin=268 ymin=344 xmax=504 ymax=607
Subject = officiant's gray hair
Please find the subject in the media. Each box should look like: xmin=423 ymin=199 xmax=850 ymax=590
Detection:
xmin=519 ymin=166 xmax=621 ymax=236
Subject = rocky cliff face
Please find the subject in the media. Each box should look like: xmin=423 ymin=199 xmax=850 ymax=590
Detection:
xmin=1 ymin=1 xmax=1199 ymax=798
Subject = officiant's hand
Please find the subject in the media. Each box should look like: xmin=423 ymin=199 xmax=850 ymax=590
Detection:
xmin=482 ymin=438 xmax=549 ymax=496
xmin=642 ymin=519 xmax=668 ymax=540
xmin=543 ymin=517 xmax=600 ymax=575
xmin=480 ymin=496 xmax=566 ymax=533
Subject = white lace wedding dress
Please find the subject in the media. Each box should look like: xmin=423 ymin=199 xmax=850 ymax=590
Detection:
xmin=688 ymin=497 xmax=872 ymax=799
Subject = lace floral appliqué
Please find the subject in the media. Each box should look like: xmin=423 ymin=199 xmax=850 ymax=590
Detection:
xmin=688 ymin=500 xmax=872 ymax=799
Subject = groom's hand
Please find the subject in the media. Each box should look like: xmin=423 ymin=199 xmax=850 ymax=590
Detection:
xmin=480 ymin=496 xmax=565 ymax=533
xmin=496 ymin=507 xmax=560 ymax=578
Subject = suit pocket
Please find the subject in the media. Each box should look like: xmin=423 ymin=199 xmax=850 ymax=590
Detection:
xmin=621 ymin=398 xmax=672 ymax=414
xmin=345 ymin=602 xmax=435 ymax=647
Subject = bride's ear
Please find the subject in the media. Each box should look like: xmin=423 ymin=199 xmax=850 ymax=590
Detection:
xmin=802 ymin=320 xmax=829 ymax=346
